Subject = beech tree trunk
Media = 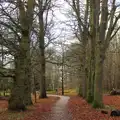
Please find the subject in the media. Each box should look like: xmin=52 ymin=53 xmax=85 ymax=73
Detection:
xmin=81 ymin=47 xmax=87 ymax=98
xmin=87 ymin=0 xmax=96 ymax=103
xmin=9 ymin=34 xmax=32 ymax=110
xmin=9 ymin=55 xmax=27 ymax=110
xmin=39 ymin=11 xmax=47 ymax=98
xmin=93 ymin=43 xmax=105 ymax=108
xmin=8 ymin=0 xmax=35 ymax=110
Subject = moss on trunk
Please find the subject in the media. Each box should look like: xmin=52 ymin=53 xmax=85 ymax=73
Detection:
xmin=9 ymin=36 xmax=32 ymax=110
xmin=92 ymin=43 xmax=104 ymax=108
xmin=8 ymin=87 xmax=26 ymax=111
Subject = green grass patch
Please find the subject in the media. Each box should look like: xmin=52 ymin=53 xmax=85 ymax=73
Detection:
xmin=0 ymin=91 xmax=10 ymax=96
xmin=47 ymin=89 xmax=77 ymax=96
xmin=47 ymin=90 xmax=56 ymax=94
xmin=64 ymin=89 xmax=77 ymax=96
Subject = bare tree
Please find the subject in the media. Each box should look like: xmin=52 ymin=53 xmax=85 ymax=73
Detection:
xmin=0 ymin=0 xmax=35 ymax=110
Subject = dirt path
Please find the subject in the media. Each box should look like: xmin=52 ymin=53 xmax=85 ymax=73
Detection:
xmin=42 ymin=95 xmax=72 ymax=120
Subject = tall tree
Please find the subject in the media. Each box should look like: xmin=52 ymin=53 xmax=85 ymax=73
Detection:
xmin=65 ymin=0 xmax=89 ymax=98
xmin=36 ymin=0 xmax=57 ymax=98
xmin=87 ymin=0 xmax=97 ymax=103
xmin=38 ymin=0 xmax=47 ymax=98
xmin=92 ymin=0 xmax=120 ymax=108
xmin=8 ymin=0 xmax=35 ymax=110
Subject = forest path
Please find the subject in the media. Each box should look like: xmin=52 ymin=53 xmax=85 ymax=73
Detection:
xmin=41 ymin=95 xmax=72 ymax=120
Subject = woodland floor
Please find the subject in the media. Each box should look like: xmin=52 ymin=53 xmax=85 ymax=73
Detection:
xmin=0 ymin=94 xmax=120 ymax=120
xmin=0 ymin=95 xmax=60 ymax=120
xmin=68 ymin=95 xmax=120 ymax=120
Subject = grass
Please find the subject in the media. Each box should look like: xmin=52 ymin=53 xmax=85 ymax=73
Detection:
xmin=0 ymin=91 xmax=10 ymax=96
xmin=64 ymin=89 xmax=77 ymax=96
xmin=47 ymin=89 xmax=77 ymax=96
xmin=47 ymin=90 xmax=56 ymax=94
xmin=104 ymin=105 xmax=116 ymax=110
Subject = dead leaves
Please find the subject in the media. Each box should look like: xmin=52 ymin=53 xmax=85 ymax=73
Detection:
xmin=68 ymin=96 xmax=120 ymax=120
xmin=0 ymin=96 xmax=59 ymax=120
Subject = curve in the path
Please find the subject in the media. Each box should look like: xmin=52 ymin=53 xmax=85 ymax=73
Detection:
xmin=42 ymin=95 xmax=72 ymax=120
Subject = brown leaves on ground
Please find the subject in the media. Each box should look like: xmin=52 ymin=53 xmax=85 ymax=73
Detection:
xmin=103 ymin=95 xmax=120 ymax=109
xmin=1 ymin=94 xmax=120 ymax=120
xmin=0 ymin=96 xmax=59 ymax=120
xmin=68 ymin=95 xmax=120 ymax=120
xmin=24 ymin=96 xmax=60 ymax=120
xmin=0 ymin=100 xmax=8 ymax=109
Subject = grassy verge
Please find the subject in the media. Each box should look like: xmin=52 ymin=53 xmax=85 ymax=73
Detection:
xmin=47 ymin=89 xmax=77 ymax=96
xmin=64 ymin=89 xmax=77 ymax=96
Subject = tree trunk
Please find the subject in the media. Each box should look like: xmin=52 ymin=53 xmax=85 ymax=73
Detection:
xmin=81 ymin=48 xmax=87 ymax=98
xmin=87 ymin=0 xmax=96 ymax=102
xmin=8 ymin=35 xmax=32 ymax=110
xmin=87 ymin=57 xmax=92 ymax=102
xmin=87 ymin=43 xmax=95 ymax=103
xmin=39 ymin=12 xmax=47 ymax=98
xmin=4 ymin=89 xmax=5 ymax=96
xmin=40 ymin=52 xmax=47 ymax=98
xmin=93 ymin=43 xmax=104 ymax=108
xmin=8 ymin=0 xmax=35 ymax=110
xmin=21 ymin=35 xmax=32 ymax=105
xmin=8 ymin=56 xmax=26 ymax=111
xmin=61 ymin=63 xmax=64 ymax=95
xmin=24 ymin=53 xmax=32 ymax=105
